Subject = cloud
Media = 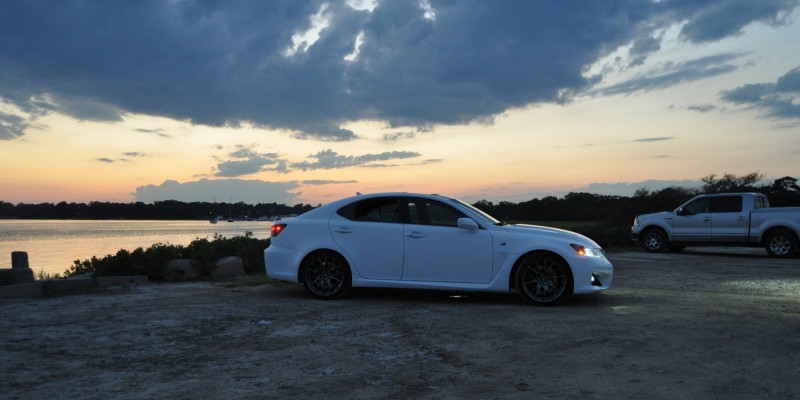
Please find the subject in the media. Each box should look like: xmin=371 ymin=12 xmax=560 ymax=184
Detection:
xmin=292 ymin=149 xmax=421 ymax=170
xmin=96 ymin=157 xmax=114 ymax=163
xmin=382 ymin=131 xmax=416 ymax=142
xmin=135 ymin=179 xmax=300 ymax=204
xmin=720 ymin=66 xmax=800 ymax=120
xmin=215 ymin=148 xmax=283 ymax=177
xmin=574 ymin=179 xmax=704 ymax=196
xmin=596 ymin=53 xmax=743 ymax=96
xmin=302 ymin=179 xmax=358 ymax=185
xmin=687 ymin=104 xmax=717 ymax=113
xmin=633 ymin=137 xmax=673 ymax=143
xmin=0 ymin=111 xmax=27 ymax=139
xmin=2 ymin=1 xmax=797 ymax=140
xmin=676 ymin=0 xmax=797 ymax=43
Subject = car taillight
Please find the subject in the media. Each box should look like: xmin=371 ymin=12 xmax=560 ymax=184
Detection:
xmin=271 ymin=223 xmax=287 ymax=237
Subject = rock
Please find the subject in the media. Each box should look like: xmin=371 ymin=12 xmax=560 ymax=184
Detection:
xmin=212 ymin=256 xmax=245 ymax=278
xmin=166 ymin=259 xmax=201 ymax=281
xmin=0 ymin=268 xmax=34 ymax=286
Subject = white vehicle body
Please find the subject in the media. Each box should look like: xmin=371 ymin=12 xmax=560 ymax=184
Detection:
xmin=631 ymin=193 xmax=800 ymax=257
xmin=265 ymin=193 xmax=612 ymax=305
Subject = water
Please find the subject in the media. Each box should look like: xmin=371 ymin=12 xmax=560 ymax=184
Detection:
xmin=0 ymin=220 xmax=272 ymax=276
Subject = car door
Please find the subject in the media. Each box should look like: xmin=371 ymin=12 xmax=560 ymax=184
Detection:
xmin=710 ymin=195 xmax=747 ymax=243
xmin=401 ymin=197 xmax=493 ymax=283
xmin=329 ymin=196 xmax=404 ymax=280
xmin=672 ymin=197 xmax=711 ymax=242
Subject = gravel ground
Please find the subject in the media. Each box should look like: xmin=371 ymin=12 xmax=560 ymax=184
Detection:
xmin=2 ymin=248 xmax=799 ymax=399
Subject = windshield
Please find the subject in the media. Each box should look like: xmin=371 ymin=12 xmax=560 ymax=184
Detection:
xmin=448 ymin=198 xmax=502 ymax=225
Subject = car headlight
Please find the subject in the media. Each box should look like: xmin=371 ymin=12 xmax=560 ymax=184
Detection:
xmin=570 ymin=244 xmax=606 ymax=259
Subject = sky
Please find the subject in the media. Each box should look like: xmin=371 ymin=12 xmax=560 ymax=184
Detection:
xmin=1 ymin=0 xmax=799 ymax=206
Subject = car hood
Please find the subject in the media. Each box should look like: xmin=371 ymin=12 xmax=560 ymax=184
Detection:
xmin=503 ymin=224 xmax=600 ymax=247
xmin=637 ymin=211 xmax=672 ymax=222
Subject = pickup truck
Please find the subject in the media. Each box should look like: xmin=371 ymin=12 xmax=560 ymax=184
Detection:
xmin=631 ymin=193 xmax=800 ymax=257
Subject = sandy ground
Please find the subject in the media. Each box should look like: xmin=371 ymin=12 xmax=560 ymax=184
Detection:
xmin=1 ymin=249 xmax=799 ymax=399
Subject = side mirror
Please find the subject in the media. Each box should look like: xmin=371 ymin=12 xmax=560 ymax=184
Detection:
xmin=457 ymin=218 xmax=480 ymax=231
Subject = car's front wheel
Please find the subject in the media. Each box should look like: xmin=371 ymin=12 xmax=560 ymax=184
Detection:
xmin=301 ymin=250 xmax=352 ymax=299
xmin=515 ymin=253 xmax=571 ymax=305
xmin=765 ymin=230 xmax=798 ymax=258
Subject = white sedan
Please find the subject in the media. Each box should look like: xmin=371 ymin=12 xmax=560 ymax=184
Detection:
xmin=264 ymin=193 xmax=613 ymax=305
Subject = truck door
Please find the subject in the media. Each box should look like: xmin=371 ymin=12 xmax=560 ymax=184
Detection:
xmin=673 ymin=197 xmax=711 ymax=242
xmin=710 ymin=195 xmax=747 ymax=243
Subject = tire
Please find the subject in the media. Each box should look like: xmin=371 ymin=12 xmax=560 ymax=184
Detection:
xmin=764 ymin=230 xmax=799 ymax=258
xmin=515 ymin=253 xmax=571 ymax=305
xmin=301 ymin=250 xmax=352 ymax=299
xmin=641 ymin=228 xmax=668 ymax=253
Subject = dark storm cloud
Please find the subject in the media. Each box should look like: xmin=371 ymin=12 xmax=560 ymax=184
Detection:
xmin=720 ymin=66 xmax=800 ymax=119
xmin=1 ymin=0 xmax=798 ymax=140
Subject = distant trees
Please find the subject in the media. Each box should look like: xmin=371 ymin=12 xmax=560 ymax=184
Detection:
xmin=0 ymin=200 xmax=315 ymax=220
xmin=701 ymin=172 xmax=765 ymax=193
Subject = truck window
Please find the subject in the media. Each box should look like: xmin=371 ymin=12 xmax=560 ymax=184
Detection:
xmin=754 ymin=196 xmax=769 ymax=209
xmin=710 ymin=196 xmax=742 ymax=213
xmin=682 ymin=198 xmax=710 ymax=215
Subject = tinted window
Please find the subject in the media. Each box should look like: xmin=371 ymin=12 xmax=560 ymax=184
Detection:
xmin=710 ymin=196 xmax=742 ymax=213
xmin=683 ymin=198 xmax=710 ymax=215
xmin=407 ymin=198 xmax=465 ymax=227
xmin=337 ymin=197 xmax=401 ymax=223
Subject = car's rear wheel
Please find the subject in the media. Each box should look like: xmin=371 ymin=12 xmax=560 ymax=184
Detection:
xmin=765 ymin=230 xmax=798 ymax=258
xmin=301 ymin=250 xmax=352 ymax=299
xmin=515 ymin=253 xmax=571 ymax=305
xmin=641 ymin=228 xmax=668 ymax=252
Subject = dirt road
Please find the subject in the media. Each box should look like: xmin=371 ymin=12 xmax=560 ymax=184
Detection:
xmin=2 ymin=249 xmax=799 ymax=399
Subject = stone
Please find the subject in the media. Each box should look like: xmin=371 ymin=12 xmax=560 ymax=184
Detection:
xmin=165 ymin=259 xmax=201 ymax=281
xmin=0 ymin=282 xmax=42 ymax=298
xmin=212 ymin=256 xmax=245 ymax=278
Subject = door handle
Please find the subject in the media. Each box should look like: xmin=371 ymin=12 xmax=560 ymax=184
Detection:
xmin=334 ymin=227 xmax=353 ymax=234
xmin=703 ymin=217 xmax=710 ymax=222
xmin=738 ymin=216 xmax=744 ymax=221
xmin=406 ymin=231 xmax=425 ymax=239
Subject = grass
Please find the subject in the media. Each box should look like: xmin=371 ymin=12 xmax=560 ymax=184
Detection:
xmin=35 ymin=269 xmax=63 ymax=281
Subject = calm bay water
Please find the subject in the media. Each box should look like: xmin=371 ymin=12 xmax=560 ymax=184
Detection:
xmin=0 ymin=220 xmax=272 ymax=275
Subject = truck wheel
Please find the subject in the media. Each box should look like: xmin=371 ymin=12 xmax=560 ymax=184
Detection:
xmin=765 ymin=230 xmax=798 ymax=258
xmin=641 ymin=228 xmax=668 ymax=253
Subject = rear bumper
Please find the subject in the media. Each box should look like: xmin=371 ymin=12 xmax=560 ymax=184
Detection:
xmin=264 ymin=246 xmax=303 ymax=283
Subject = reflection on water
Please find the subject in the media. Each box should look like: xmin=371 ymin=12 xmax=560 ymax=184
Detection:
xmin=0 ymin=220 xmax=272 ymax=275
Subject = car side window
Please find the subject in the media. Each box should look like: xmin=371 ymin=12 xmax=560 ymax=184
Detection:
xmin=682 ymin=198 xmax=710 ymax=215
xmin=337 ymin=197 xmax=401 ymax=223
xmin=407 ymin=198 xmax=465 ymax=227
xmin=710 ymin=196 xmax=742 ymax=213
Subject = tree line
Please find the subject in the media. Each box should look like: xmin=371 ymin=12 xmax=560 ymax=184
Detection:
xmin=472 ymin=173 xmax=800 ymax=226
xmin=0 ymin=199 xmax=316 ymax=220
xmin=1 ymin=173 xmax=798 ymax=222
